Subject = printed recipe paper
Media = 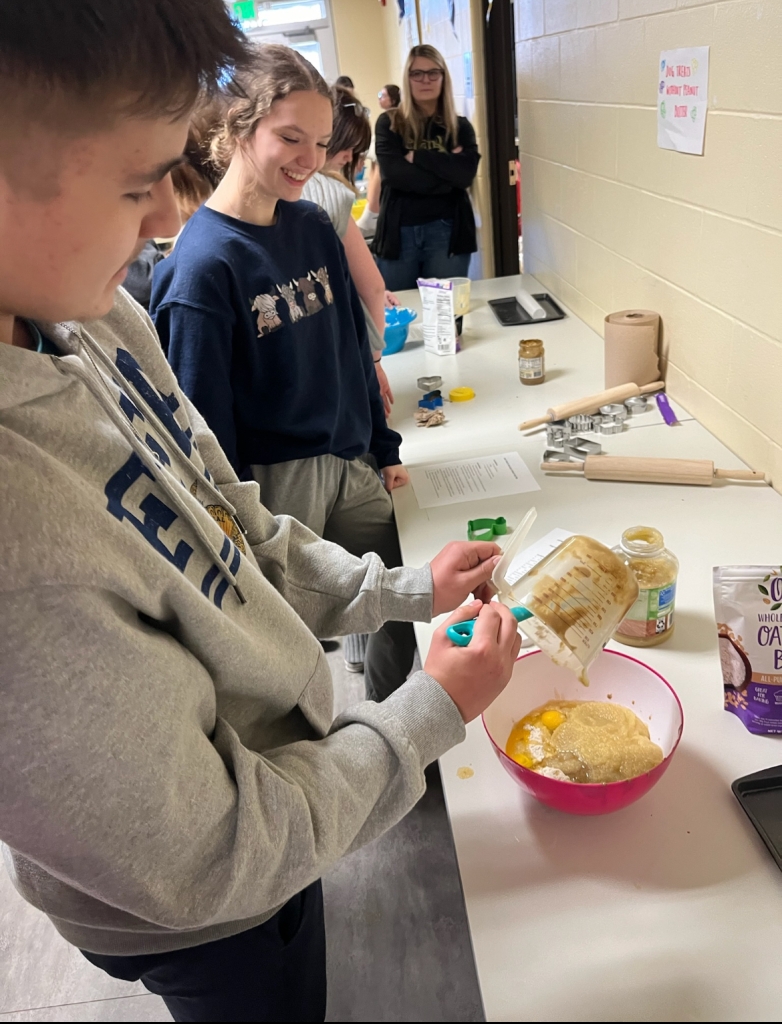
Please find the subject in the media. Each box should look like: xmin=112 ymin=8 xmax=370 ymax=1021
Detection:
xmin=408 ymin=452 xmax=540 ymax=509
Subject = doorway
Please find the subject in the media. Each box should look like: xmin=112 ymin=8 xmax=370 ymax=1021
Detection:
xmin=230 ymin=0 xmax=340 ymax=81
xmin=482 ymin=0 xmax=520 ymax=277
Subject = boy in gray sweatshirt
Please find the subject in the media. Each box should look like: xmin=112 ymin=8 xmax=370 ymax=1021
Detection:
xmin=0 ymin=3 xmax=521 ymax=1021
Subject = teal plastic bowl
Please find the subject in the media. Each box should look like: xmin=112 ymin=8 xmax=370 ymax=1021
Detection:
xmin=383 ymin=307 xmax=417 ymax=355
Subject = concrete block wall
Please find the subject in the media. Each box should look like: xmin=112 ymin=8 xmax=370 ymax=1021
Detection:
xmin=515 ymin=0 xmax=782 ymax=491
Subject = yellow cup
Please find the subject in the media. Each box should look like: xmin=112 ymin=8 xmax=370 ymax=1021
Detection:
xmin=446 ymin=276 xmax=471 ymax=317
xmin=351 ymin=198 xmax=367 ymax=221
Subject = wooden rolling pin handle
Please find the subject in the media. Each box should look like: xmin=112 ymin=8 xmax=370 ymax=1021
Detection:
xmin=520 ymin=381 xmax=665 ymax=432
xmin=714 ymin=468 xmax=768 ymax=482
xmin=518 ymin=414 xmax=551 ymax=431
xmin=539 ymin=462 xmax=584 ymax=473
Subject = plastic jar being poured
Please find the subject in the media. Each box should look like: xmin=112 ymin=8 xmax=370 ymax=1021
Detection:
xmin=491 ymin=511 xmax=639 ymax=684
xmin=612 ymin=526 xmax=678 ymax=647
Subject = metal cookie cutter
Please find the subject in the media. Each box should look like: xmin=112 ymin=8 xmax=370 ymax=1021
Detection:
xmin=467 ymin=516 xmax=508 ymax=542
xmin=417 ymin=375 xmax=443 ymax=392
xmin=543 ymin=449 xmax=577 ymax=463
xmin=597 ymin=417 xmax=623 ymax=435
xmin=599 ymin=403 xmax=628 ymax=421
xmin=545 ymin=419 xmax=572 ymax=447
xmin=564 ymin=437 xmax=602 ymax=460
xmin=567 ymin=413 xmax=599 ymax=433
xmin=624 ymin=395 xmax=649 ymax=415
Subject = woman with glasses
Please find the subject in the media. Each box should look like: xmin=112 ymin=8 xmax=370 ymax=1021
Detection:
xmin=372 ymin=44 xmax=480 ymax=291
xmin=378 ymin=83 xmax=400 ymax=110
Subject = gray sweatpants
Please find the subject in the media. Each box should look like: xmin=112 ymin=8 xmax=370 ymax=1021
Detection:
xmin=252 ymin=455 xmax=417 ymax=702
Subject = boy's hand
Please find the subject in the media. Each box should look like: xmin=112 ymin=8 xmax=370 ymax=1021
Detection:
xmin=424 ymin=602 xmax=521 ymax=723
xmin=381 ymin=465 xmax=409 ymax=491
xmin=430 ymin=541 xmax=501 ymax=616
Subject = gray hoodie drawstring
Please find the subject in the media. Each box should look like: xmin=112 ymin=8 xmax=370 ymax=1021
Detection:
xmin=52 ymin=338 xmax=246 ymax=605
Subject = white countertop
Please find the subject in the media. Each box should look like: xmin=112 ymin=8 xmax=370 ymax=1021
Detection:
xmin=384 ymin=275 xmax=782 ymax=1023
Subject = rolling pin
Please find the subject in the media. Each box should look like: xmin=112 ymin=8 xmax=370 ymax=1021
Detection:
xmin=519 ymin=381 xmax=665 ymax=431
xmin=541 ymin=455 xmax=768 ymax=486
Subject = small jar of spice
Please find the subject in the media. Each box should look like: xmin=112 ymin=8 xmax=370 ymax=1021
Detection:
xmin=518 ymin=339 xmax=545 ymax=385
xmin=613 ymin=526 xmax=678 ymax=647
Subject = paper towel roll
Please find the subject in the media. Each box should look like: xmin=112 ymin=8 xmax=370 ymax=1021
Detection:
xmin=604 ymin=310 xmax=660 ymax=389
xmin=516 ymin=288 xmax=546 ymax=320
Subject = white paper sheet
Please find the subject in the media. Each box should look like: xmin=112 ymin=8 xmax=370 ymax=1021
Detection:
xmin=657 ymin=46 xmax=709 ymax=156
xmin=408 ymin=452 xmax=540 ymax=509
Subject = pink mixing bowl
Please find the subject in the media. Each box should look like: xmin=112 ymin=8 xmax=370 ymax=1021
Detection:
xmin=482 ymin=649 xmax=684 ymax=815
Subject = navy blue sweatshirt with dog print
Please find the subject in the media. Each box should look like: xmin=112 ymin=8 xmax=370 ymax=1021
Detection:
xmin=150 ymin=201 xmax=401 ymax=474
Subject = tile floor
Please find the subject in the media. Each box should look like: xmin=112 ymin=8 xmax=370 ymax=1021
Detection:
xmin=0 ymin=645 xmax=484 ymax=1023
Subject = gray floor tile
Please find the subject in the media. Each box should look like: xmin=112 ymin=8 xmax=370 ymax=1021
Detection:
xmin=0 ymin=870 xmax=145 ymax=1014
xmin=0 ymin=995 xmax=170 ymax=1022
xmin=324 ymin=646 xmax=484 ymax=1023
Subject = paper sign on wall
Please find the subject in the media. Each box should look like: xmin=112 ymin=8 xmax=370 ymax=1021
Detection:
xmin=657 ymin=47 xmax=709 ymax=155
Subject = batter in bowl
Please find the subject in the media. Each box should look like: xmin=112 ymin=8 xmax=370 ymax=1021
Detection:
xmin=506 ymin=700 xmax=663 ymax=783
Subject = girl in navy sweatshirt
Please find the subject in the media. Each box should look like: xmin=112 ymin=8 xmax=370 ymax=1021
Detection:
xmin=151 ymin=45 xmax=413 ymax=701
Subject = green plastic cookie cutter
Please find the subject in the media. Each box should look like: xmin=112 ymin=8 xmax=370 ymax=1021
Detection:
xmin=467 ymin=516 xmax=508 ymax=542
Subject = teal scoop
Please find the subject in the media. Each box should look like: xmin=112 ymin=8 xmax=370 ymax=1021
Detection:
xmin=446 ymin=606 xmax=533 ymax=647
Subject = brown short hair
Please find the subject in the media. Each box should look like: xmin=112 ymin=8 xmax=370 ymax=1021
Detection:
xmin=171 ymin=97 xmax=228 ymax=222
xmin=211 ymin=43 xmax=332 ymax=169
xmin=328 ymin=86 xmax=371 ymax=186
xmin=0 ymin=0 xmax=249 ymax=131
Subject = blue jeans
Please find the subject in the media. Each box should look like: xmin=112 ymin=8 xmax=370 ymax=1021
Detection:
xmin=376 ymin=219 xmax=471 ymax=292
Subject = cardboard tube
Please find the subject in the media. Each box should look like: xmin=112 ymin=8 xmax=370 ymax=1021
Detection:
xmin=516 ymin=288 xmax=546 ymax=320
xmin=604 ymin=310 xmax=660 ymax=389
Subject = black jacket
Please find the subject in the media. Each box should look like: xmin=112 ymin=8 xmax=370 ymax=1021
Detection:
xmin=372 ymin=112 xmax=480 ymax=260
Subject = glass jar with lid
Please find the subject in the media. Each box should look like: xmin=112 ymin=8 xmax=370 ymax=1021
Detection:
xmin=518 ymin=339 xmax=545 ymax=385
xmin=613 ymin=526 xmax=679 ymax=647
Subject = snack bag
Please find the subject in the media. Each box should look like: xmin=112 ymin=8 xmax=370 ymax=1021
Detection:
xmin=417 ymin=277 xmax=458 ymax=356
xmin=713 ymin=565 xmax=782 ymax=734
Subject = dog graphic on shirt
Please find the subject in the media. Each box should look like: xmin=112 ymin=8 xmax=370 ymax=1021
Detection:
xmin=276 ymin=282 xmax=305 ymax=323
xmin=250 ymin=293 xmax=282 ymax=335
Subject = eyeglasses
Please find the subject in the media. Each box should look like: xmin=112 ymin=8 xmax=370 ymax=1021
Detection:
xmin=409 ymin=69 xmax=444 ymax=83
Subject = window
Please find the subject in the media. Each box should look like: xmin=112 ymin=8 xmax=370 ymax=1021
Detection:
xmin=232 ymin=2 xmax=327 ymax=30
xmin=230 ymin=1 xmax=337 ymax=80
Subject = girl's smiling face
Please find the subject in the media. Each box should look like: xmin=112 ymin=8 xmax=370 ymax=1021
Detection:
xmin=246 ymin=90 xmax=333 ymax=202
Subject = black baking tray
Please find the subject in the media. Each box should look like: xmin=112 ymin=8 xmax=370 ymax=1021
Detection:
xmin=487 ymin=292 xmax=566 ymax=326
xmin=732 ymin=765 xmax=782 ymax=871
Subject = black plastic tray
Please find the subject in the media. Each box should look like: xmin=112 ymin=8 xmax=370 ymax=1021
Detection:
xmin=732 ymin=765 xmax=782 ymax=871
xmin=487 ymin=292 xmax=566 ymax=327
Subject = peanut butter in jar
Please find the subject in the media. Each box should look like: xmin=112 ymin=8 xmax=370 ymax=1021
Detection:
xmin=518 ymin=339 xmax=545 ymax=385
xmin=613 ymin=527 xmax=678 ymax=647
